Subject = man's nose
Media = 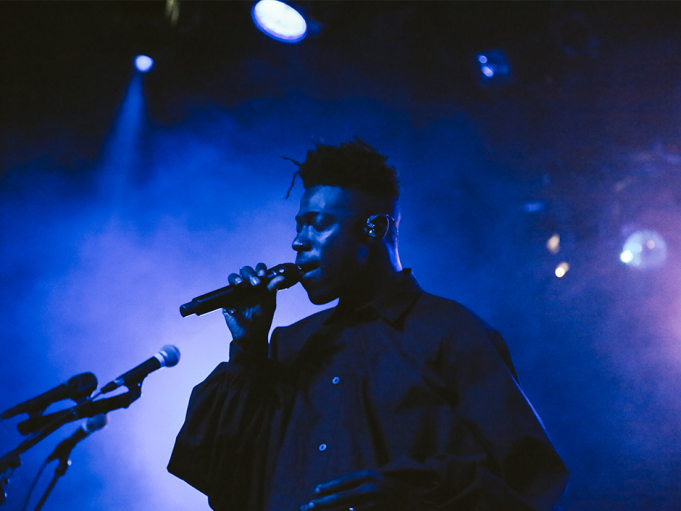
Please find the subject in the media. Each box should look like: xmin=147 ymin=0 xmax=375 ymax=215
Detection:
xmin=292 ymin=230 xmax=311 ymax=252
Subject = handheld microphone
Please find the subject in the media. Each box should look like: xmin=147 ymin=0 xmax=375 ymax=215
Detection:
xmin=179 ymin=262 xmax=310 ymax=317
xmin=100 ymin=345 xmax=180 ymax=394
xmin=46 ymin=414 xmax=108 ymax=462
xmin=1 ymin=373 xmax=98 ymax=420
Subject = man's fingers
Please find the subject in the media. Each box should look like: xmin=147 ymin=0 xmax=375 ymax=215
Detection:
xmin=228 ymin=272 xmax=243 ymax=285
xmin=302 ymin=503 xmax=374 ymax=511
xmin=267 ymin=275 xmax=287 ymax=292
xmin=230 ymin=263 xmax=269 ymax=286
xmin=240 ymin=265 xmax=260 ymax=286
xmin=305 ymin=482 xmax=379 ymax=510
xmin=255 ymin=262 xmax=268 ymax=277
xmin=315 ymin=470 xmax=378 ymax=495
xmin=222 ymin=262 xmax=279 ymax=342
xmin=306 ymin=471 xmax=384 ymax=511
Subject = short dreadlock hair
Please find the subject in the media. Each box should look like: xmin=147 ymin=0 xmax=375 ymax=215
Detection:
xmin=285 ymin=138 xmax=399 ymax=200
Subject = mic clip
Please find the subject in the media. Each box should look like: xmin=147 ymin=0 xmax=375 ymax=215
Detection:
xmin=0 ymin=388 xmax=140 ymax=496
xmin=24 ymin=392 xmax=94 ymax=421
xmin=16 ymin=387 xmax=141 ymax=437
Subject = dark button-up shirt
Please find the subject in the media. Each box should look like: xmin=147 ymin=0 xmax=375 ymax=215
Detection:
xmin=168 ymin=271 xmax=568 ymax=511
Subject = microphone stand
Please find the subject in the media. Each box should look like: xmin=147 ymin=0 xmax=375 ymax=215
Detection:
xmin=0 ymin=457 xmax=18 ymax=506
xmin=32 ymin=456 xmax=68 ymax=511
xmin=0 ymin=382 xmax=143 ymax=507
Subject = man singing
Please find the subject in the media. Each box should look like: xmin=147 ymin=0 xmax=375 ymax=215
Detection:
xmin=168 ymin=139 xmax=569 ymax=511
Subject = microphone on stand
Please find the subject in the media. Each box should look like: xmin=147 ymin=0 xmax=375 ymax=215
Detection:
xmin=46 ymin=414 xmax=108 ymax=463
xmin=15 ymin=347 xmax=180 ymax=435
xmin=179 ymin=262 xmax=310 ymax=317
xmin=1 ymin=373 xmax=98 ymax=420
xmin=100 ymin=345 xmax=181 ymax=394
xmin=25 ymin=415 xmax=108 ymax=511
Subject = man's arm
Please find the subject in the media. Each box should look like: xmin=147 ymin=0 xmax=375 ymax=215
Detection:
xmin=168 ymin=263 xmax=288 ymax=510
xmin=167 ymin=359 xmax=276 ymax=510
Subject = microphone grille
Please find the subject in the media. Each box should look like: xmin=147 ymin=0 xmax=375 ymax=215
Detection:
xmin=159 ymin=345 xmax=181 ymax=367
xmin=85 ymin=413 xmax=108 ymax=433
xmin=68 ymin=372 xmax=99 ymax=399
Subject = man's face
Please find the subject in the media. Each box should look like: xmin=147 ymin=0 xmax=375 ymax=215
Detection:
xmin=293 ymin=185 xmax=369 ymax=305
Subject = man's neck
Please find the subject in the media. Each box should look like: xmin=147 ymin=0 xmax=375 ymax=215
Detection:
xmin=338 ymin=260 xmax=403 ymax=309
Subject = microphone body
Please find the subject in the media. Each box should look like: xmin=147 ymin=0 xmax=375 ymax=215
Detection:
xmin=1 ymin=373 xmax=98 ymax=420
xmin=100 ymin=345 xmax=180 ymax=393
xmin=180 ymin=262 xmax=308 ymax=317
xmin=46 ymin=414 xmax=108 ymax=462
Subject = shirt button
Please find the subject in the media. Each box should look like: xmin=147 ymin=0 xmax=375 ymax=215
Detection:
xmin=332 ymin=376 xmax=340 ymax=384
xmin=318 ymin=443 xmax=327 ymax=451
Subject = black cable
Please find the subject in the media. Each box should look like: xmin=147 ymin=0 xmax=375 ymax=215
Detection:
xmin=20 ymin=458 xmax=50 ymax=511
xmin=33 ymin=460 xmax=67 ymax=511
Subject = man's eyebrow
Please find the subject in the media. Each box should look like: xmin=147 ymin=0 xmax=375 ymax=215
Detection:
xmin=295 ymin=212 xmax=335 ymax=222
xmin=295 ymin=213 xmax=312 ymax=223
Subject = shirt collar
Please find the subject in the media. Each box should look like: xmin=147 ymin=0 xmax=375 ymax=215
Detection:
xmin=323 ymin=269 xmax=422 ymax=326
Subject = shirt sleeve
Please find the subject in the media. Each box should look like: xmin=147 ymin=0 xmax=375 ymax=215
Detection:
xmin=167 ymin=335 xmax=277 ymax=511
xmin=377 ymin=324 xmax=569 ymax=511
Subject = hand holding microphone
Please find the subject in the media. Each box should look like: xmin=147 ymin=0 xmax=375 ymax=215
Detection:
xmin=180 ymin=262 xmax=312 ymax=343
xmin=179 ymin=262 xmax=307 ymax=317
xmin=221 ymin=263 xmax=291 ymax=343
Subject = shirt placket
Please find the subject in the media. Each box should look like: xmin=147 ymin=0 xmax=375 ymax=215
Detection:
xmin=310 ymin=355 xmax=345 ymax=482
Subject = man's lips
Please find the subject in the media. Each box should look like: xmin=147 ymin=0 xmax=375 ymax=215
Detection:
xmin=296 ymin=261 xmax=320 ymax=279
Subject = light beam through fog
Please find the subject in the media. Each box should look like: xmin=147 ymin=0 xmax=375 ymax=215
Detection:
xmin=99 ymin=72 xmax=146 ymax=209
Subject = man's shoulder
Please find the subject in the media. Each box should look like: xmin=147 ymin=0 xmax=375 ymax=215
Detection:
xmin=414 ymin=290 xmax=518 ymax=380
xmin=412 ymin=289 xmax=498 ymax=335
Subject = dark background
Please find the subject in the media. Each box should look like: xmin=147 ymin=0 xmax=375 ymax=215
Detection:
xmin=1 ymin=2 xmax=681 ymax=510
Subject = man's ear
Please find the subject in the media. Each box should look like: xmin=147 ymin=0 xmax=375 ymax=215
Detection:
xmin=364 ymin=214 xmax=391 ymax=241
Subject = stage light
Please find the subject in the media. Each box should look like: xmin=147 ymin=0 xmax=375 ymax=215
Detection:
xmin=547 ymin=234 xmax=560 ymax=254
xmin=134 ymin=55 xmax=154 ymax=73
xmin=620 ymin=230 xmax=667 ymax=269
xmin=475 ymin=50 xmax=510 ymax=82
xmin=555 ymin=262 xmax=569 ymax=278
xmin=252 ymin=0 xmax=307 ymax=43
